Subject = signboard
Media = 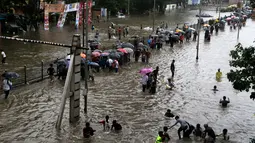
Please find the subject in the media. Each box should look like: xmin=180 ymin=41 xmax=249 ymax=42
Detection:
xmin=40 ymin=0 xmax=45 ymax=9
xmin=188 ymin=0 xmax=200 ymax=5
xmin=64 ymin=3 xmax=79 ymax=12
xmin=57 ymin=3 xmax=80 ymax=28
xmin=44 ymin=4 xmax=65 ymax=30
xmin=101 ymin=8 xmax=107 ymax=17
xmin=79 ymin=0 xmax=92 ymax=27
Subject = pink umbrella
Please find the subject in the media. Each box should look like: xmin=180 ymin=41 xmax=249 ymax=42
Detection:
xmin=231 ymin=16 xmax=236 ymax=19
xmin=243 ymin=15 xmax=247 ymax=18
xmin=139 ymin=68 xmax=153 ymax=75
xmin=92 ymin=51 xmax=101 ymax=57
xmin=117 ymin=48 xmax=128 ymax=54
xmin=226 ymin=17 xmax=231 ymax=21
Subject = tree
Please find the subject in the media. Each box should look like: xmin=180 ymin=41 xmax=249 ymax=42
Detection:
xmin=250 ymin=0 xmax=255 ymax=9
xmin=227 ymin=43 xmax=255 ymax=100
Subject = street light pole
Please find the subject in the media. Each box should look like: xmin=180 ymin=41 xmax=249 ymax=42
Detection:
xmin=196 ymin=4 xmax=201 ymax=60
xmin=153 ymin=0 xmax=156 ymax=32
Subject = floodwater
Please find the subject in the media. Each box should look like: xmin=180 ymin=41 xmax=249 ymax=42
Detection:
xmin=1 ymin=8 xmax=255 ymax=143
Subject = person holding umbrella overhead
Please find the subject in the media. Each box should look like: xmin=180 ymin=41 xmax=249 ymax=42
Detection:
xmin=2 ymin=75 xmax=12 ymax=99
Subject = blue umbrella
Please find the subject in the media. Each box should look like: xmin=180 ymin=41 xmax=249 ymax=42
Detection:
xmin=88 ymin=62 xmax=99 ymax=67
xmin=2 ymin=72 xmax=20 ymax=79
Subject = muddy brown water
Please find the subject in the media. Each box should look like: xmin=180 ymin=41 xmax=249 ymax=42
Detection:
xmin=0 ymin=8 xmax=255 ymax=143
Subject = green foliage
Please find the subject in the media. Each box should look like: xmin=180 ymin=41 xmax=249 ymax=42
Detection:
xmin=250 ymin=0 xmax=255 ymax=9
xmin=227 ymin=43 xmax=255 ymax=99
xmin=94 ymin=0 xmax=171 ymax=15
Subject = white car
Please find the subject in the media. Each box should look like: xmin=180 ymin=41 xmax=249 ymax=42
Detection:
xmin=117 ymin=13 xmax=125 ymax=18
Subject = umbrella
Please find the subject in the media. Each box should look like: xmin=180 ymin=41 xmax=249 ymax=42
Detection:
xmin=243 ymin=15 xmax=247 ymax=18
xmin=123 ymin=48 xmax=133 ymax=53
xmin=226 ymin=17 xmax=231 ymax=21
xmin=109 ymin=52 xmax=120 ymax=59
xmin=57 ymin=59 xmax=68 ymax=66
xmin=151 ymin=35 xmax=158 ymax=37
xmin=80 ymin=53 xmax=86 ymax=58
xmin=92 ymin=51 xmax=101 ymax=57
xmin=94 ymin=49 xmax=102 ymax=53
xmin=121 ymin=43 xmax=134 ymax=48
xmin=3 ymin=72 xmax=20 ymax=79
xmin=88 ymin=62 xmax=99 ymax=67
xmin=143 ymin=45 xmax=149 ymax=49
xmin=101 ymin=52 xmax=110 ymax=56
xmin=188 ymin=27 xmax=196 ymax=31
xmin=104 ymin=49 xmax=117 ymax=53
xmin=117 ymin=52 xmax=124 ymax=56
xmin=203 ymin=24 xmax=210 ymax=27
xmin=165 ymin=30 xmax=171 ymax=34
xmin=131 ymin=35 xmax=139 ymax=38
xmin=139 ymin=68 xmax=153 ymax=75
xmin=175 ymin=29 xmax=183 ymax=32
xmin=117 ymin=48 xmax=128 ymax=54
xmin=138 ymin=42 xmax=144 ymax=47
xmin=231 ymin=15 xmax=236 ymax=19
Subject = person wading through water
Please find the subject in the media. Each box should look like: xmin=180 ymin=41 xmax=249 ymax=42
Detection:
xmin=170 ymin=60 xmax=175 ymax=79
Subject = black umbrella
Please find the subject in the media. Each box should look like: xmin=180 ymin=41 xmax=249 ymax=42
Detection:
xmin=121 ymin=43 xmax=134 ymax=48
xmin=109 ymin=52 xmax=120 ymax=59
xmin=2 ymin=72 xmax=20 ymax=79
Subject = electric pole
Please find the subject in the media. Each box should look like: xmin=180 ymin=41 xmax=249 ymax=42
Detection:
xmin=196 ymin=3 xmax=201 ymax=60
xmin=153 ymin=0 xmax=156 ymax=32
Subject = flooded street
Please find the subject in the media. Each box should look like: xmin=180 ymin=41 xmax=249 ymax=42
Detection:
xmin=1 ymin=8 xmax=255 ymax=143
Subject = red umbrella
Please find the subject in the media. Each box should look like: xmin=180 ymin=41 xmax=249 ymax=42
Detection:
xmin=117 ymin=48 xmax=128 ymax=54
xmin=92 ymin=51 xmax=101 ymax=57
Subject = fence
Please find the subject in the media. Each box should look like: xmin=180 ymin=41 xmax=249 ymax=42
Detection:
xmin=11 ymin=59 xmax=61 ymax=88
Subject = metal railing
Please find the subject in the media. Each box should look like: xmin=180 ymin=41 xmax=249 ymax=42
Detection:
xmin=10 ymin=59 xmax=61 ymax=88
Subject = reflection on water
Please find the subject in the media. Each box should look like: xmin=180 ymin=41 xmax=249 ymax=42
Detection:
xmin=0 ymin=8 xmax=255 ymax=143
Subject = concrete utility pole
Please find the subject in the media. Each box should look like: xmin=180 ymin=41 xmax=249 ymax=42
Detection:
xmin=153 ymin=0 xmax=156 ymax=32
xmin=128 ymin=0 xmax=130 ymax=16
xmin=218 ymin=0 xmax=222 ymax=18
xmin=56 ymin=34 xmax=82 ymax=129
xmin=196 ymin=4 xmax=202 ymax=60
xmin=237 ymin=9 xmax=241 ymax=40
xmin=84 ymin=0 xmax=89 ymax=113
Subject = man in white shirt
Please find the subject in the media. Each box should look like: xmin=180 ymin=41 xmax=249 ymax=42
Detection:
xmin=141 ymin=74 xmax=148 ymax=92
xmin=1 ymin=49 xmax=6 ymax=64
xmin=169 ymin=116 xmax=189 ymax=139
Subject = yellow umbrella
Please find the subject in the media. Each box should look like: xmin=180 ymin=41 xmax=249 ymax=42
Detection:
xmin=176 ymin=29 xmax=184 ymax=33
xmin=203 ymin=24 xmax=210 ymax=27
xmin=215 ymin=19 xmax=219 ymax=23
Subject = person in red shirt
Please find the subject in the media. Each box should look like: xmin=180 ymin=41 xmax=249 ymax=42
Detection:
xmin=180 ymin=34 xmax=184 ymax=44
xmin=118 ymin=27 xmax=121 ymax=40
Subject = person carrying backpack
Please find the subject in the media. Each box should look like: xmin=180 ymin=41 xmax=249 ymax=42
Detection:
xmin=2 ymin=77 xmax=12 ymax=99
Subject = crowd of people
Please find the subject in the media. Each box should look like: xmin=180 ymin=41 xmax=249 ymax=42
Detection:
xmin=83 ymin=115 xmax=122 ymax=138
xmin=0 ymin=9 xmax=249 ymax=142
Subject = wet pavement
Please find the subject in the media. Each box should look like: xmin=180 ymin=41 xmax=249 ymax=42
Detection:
xmin=1 ymin=8 xmax=255 ymax=143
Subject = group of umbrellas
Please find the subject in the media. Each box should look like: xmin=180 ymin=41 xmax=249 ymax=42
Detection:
xmin=226 ymin=15 xmax=247 ymax=21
